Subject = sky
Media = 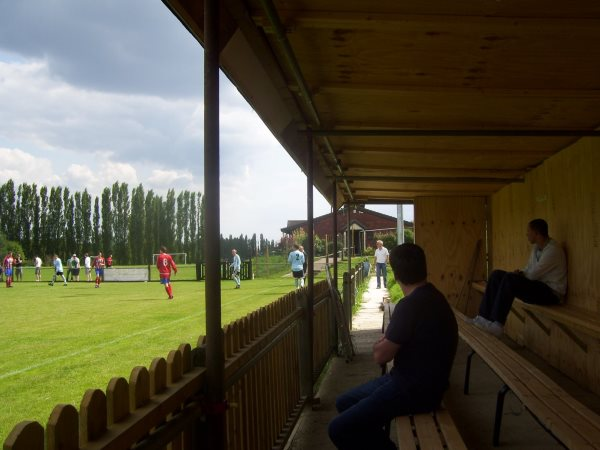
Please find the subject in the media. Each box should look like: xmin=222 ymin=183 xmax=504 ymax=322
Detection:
xmin=0 ymin=0 xmax=411 ymax=240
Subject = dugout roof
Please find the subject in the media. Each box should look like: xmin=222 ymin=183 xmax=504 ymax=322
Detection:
xmin=163 ymin=0 xmax=600 ymax=207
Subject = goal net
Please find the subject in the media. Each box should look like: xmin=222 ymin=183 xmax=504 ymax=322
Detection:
xmin=151 ymin=253 xmax=188 ymax=265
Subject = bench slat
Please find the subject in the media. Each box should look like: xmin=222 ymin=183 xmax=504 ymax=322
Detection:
xmin=395 ymin=415 xmax=417 ymax=450
xmin=436 ymin=409 xmax=468 ymax=450
xmin=456 ymin=310 xmax=600 ymax=449
xmin=413 ymin=413 xmax=444 ymax=450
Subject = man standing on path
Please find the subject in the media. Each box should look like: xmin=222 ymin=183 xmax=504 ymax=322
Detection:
xmin=157 ymin=246 xmax=178 ymax=299
xmin=329 ymin=243 xmax=458 ymax=450
xmin=374 ymin=240 xmax=389 ymax=289
xmin=288 ymin=244 xmax=305 ymax=290
xmin=49 ymin=254 xmax=68 ymax=286
xmin=230 ymin=249 xmax=241 ymax=289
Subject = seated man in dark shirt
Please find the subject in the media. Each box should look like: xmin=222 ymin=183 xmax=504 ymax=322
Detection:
xmin=328 ymin=243 xmax=458 ymax=450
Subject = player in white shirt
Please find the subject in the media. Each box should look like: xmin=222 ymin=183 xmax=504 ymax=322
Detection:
xmin=34 ymin=255 xmax=42 ymax=281
xmin=84 ymin=253 xmax=92 ymax=282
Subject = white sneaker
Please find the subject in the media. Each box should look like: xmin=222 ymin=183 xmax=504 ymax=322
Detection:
xmin=469 ymin=315 xmax=490 ymax=326
xmin=476 ymin=320 xmax=504 ymax=337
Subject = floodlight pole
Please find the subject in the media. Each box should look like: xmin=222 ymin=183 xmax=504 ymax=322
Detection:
xmin=204 ymin=0 xmax=225 ymax=448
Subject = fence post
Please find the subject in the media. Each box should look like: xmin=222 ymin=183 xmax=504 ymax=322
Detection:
xmin=296 ymin=292 xmax=313 ymax=398
xmin=343 ymin=272 xmax=352 ymax=330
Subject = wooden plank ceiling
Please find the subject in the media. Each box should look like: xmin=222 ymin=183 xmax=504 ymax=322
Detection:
xmin=163 ymin=0 xmax=600 ymax=206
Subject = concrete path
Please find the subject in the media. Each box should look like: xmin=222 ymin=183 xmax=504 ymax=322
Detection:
xmin=285 ymin=275 xmax=388 ymax=449
xmin=285 ymin=274 xmax=600 ymax=449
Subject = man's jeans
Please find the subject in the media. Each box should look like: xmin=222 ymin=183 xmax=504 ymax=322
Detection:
xmin=329 ymin=375 xmax=439 ymax=450
xmin=479 ymin=269 xmax=560 ymax=324
xmin=376 ymin=262 xmax=387 ymax=288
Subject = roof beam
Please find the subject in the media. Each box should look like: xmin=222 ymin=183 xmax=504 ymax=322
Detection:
xmin=308 ymin=129 xmax=600 ymax=137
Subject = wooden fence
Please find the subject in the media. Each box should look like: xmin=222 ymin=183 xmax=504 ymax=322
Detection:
xmin=4 ymin=280 xmax=338 ymax=450
xmin=196 ymin=260 xmax=253 ymax=281
xmin=343 ymin=261 xmax=371 ymax=327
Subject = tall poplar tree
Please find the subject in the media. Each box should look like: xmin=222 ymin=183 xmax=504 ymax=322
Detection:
xmin=93 ymin=197 xmax=101 ymax=254
xmin=129 ymin=184 xmax=145 ymax=264
xmin=81 ymin=189 xmax=92 ymax=253
xmin=101 ymin=187 xmax=112 ymax=254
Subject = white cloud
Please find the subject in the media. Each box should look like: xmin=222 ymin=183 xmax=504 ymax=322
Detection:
xmin=0 ymin=147 xmax=61 ymax=186
xmin=148 ymin=169 xmax=193 ymax=187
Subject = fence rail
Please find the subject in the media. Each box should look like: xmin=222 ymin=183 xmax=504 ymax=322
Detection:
xmin=4 ymin=280 xmax=339 ymax=450
xmin=196 ymin=260 xmax=253 ymax=281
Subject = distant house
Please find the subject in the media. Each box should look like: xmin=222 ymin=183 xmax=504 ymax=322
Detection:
xmin=281 ymin=206 xmax=413 ymax=255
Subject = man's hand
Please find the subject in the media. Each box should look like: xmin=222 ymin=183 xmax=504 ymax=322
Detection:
xmin=373 ymin=335 xmax=401 ymax=366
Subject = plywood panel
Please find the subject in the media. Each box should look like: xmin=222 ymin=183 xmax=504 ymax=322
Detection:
xmin=415 ymin=197 xmax=486 ymax=312
xmin=490 ymin=136 xmax=600 ymax=395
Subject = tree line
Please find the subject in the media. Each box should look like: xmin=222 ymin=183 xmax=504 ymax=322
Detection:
xmin=0 ymin=179 xmax=282 ymax=265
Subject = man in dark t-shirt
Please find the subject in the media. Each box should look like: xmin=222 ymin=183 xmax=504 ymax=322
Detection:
xmin=328 ymin=243 xmax=458 ymax=450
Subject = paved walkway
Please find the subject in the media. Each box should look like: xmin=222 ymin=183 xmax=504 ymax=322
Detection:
xmin=285 ymin=274 xmax=600 ymax=449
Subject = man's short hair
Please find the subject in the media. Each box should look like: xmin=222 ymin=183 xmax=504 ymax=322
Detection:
xmin=160 ymin=245 xmax=167 ymax=253
xmin=528 ymin=219 xmax=549 ymax=238
xmin=293 ymin=244 xmax=300 ymax=250
xmin=389 ymin=243 xmax=427 ymax=285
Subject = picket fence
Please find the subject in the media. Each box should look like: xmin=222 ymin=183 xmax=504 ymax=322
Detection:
xmin=4 ymin=279 xmax=341 ymax=450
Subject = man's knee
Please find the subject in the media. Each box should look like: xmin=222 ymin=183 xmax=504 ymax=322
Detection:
xmin=489 ymin=269 xmax=507 ymax=282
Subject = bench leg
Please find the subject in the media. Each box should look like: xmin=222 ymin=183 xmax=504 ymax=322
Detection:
xmin=464 ymin=350 xmax=476 ymax=395
xmin=493 ymin=384 xmax=510 ymax=447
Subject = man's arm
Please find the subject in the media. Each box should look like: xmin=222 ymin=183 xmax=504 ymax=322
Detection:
xmin=373 ymin=335 xmax=401 ymax=366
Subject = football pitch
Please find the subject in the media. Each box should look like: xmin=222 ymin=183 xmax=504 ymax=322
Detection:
xmin=0 ymin=274 xmax=296 ymax=444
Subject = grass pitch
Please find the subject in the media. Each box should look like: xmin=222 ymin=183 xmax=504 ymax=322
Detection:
xmin=0 ymin=274 xmax=295 ymax=443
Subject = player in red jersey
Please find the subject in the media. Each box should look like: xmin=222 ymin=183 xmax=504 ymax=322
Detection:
xmin=3 ymin=251 xmax=14 ymax=288
xmin=157 ymin=246 xmax=178 ymax=300
xmin=93 ymin=251 xmax=106 ymax=288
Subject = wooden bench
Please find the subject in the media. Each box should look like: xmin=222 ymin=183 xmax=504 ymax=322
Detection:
xmin=383 ymin=302 xmax=467 ymax=449
xmin=455 ymin=308 xmax=600 ymax=449
xmin=471 ymin=280 xmax=600 ymax=349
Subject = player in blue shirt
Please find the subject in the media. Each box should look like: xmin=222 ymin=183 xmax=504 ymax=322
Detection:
xmin=49 ymin=254 xmax=68 ymax=286
xmin=288 ymin=244 xmax=305 ymax=289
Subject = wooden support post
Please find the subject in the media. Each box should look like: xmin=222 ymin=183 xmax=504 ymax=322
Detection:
xmin=204 ymin=0 xmax=225 ymax=448
xmin=332 ymin=184 xmax=338 ymax=288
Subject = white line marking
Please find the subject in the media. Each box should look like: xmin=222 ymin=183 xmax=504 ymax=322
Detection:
xmin=0 ymin=284 xmax=289 ymax=380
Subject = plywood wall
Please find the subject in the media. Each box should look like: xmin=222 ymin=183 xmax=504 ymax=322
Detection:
xmin=414 ymin=196 xmax=487 ymax=315
xmin=491 ymin=137 xmax=600 ymax=311
xmin=490 ymin=136 xmax=600 ymax=394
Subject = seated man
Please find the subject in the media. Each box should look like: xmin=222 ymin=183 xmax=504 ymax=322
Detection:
xmin=328 ymin=243 xmax=458 ymax=450
xmin=472 ymin=218 xmax=567 ymax=337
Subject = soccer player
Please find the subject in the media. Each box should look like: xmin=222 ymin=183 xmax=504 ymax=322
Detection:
xmin=157 ymin=246 xmax=178 ymax=299
xmin=49 ymin=254 xmax=68 ymax=286
xmin=93 ymin=252 xmax=106 ymax=288
xmin=288 ymin=244 xmax=305 ymax=290
xmin=3 ymin=251 xmax=14 ymax=288
xmin=230 ymin=249 xmax=241 ymax=289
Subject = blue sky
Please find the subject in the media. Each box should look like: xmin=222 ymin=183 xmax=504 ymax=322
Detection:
xmin=0 ymin=0 xmax=409 ymax=240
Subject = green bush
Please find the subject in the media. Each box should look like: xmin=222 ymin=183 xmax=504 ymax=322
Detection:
xmin=386 ymin=277 xmax=405 ymax=303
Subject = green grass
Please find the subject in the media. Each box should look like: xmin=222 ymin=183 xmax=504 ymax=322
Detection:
xmin=0 ymin=275 xmax=296 ymax=443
